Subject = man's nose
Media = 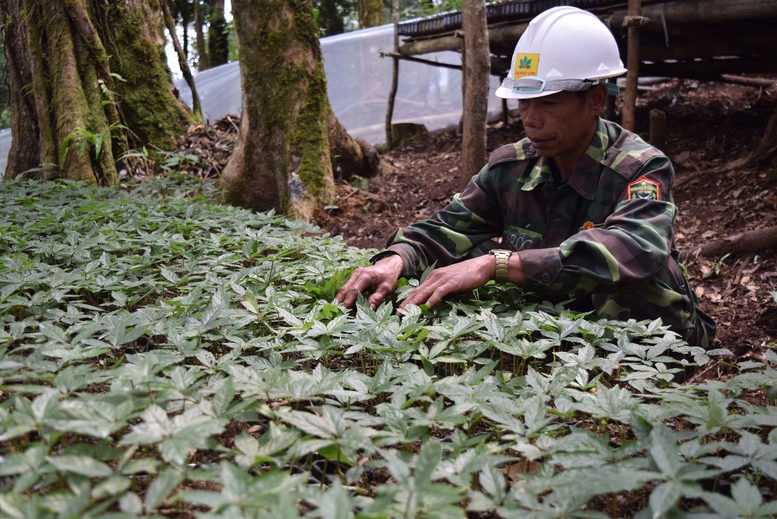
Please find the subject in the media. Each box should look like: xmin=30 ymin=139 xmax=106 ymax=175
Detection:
xmin=520 ymin=103 xmax=541 ymax=128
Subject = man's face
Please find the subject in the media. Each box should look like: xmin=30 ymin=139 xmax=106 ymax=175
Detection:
xmin=516 ymin=88 xmax=605 ymax=167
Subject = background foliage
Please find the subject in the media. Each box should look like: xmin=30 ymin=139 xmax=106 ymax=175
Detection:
xmin=0 ymin=177 xmax=776 ymax=518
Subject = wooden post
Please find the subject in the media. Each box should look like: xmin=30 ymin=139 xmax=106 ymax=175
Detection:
xmin=622 ymin=0 xmax=642 ymax=131
xmin=385 ymin=0 xmax=399 ymax=149
xmin=460 ymin=0 xmax=490 ymax=191
xmin=649 ymin=109 xmax=666 ymax=151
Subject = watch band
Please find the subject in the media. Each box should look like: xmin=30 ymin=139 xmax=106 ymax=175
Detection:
xmin=490 ymin=249 xmax=513 ymax=283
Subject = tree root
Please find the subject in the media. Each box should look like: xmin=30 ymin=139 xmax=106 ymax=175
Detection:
xmin=680 ymin=226 xmax=777 ymax=261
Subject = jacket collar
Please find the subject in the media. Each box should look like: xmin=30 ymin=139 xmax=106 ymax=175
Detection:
xmin=521 ymin=118 xmax=610 ymax=200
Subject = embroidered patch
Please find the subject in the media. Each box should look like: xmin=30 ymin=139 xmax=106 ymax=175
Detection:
xmin=626 ymin=177 xmax=660 ymax=200
xmin=579 ymin=221 xmax=604 ymax=232
xmin=513 ymin=53 xmax=539 ymax=79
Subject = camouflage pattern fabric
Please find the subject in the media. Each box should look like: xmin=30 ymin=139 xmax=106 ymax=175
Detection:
xmin=377 ymin=118 xmax=716 ymax=347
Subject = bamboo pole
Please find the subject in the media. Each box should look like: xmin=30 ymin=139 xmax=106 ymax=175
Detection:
xmin=621 ymin=0 xmax=642 ymax=131
xmin=399 ymin=22 xmax=529 ymax=56
xmin=720 ymin=74 xmax=777 ymax=87
xmin=385 ymin=0 xmax=400 ymax=149
xmin=380 ymin=52 xmax=462 ymax=71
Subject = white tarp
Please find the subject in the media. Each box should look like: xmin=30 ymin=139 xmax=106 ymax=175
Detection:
xmin=1 ymin=24 xmax=506 ymax=176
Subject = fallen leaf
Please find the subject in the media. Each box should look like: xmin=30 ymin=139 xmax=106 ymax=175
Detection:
xmin=695 ymin=286 xmax=705 ymax=297
xmin=675 ymin=151 xmax=690 ymax=164
xmin=500 ymin=460 xmax=541 ymax=483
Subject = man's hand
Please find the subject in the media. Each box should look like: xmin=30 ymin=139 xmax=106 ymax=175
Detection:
xmin=399 ymin=255 xmax=494 ymax=311
xmin=336 ymin=254 xmax=404 ymax=309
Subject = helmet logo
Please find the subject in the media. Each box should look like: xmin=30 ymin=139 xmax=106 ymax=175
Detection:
xmin=513 ymin=53 xmax=539 ymax=79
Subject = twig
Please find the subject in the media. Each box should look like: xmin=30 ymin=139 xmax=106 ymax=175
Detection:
xmin=226 ymin=115 xmax=239 ymax=134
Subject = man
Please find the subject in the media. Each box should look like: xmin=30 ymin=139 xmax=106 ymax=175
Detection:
xmin=336 ymin=6 xmax=715 ymax=347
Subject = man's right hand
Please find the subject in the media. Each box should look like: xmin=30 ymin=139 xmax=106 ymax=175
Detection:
xmin=335 ymin=254 xmax=404 ymax=310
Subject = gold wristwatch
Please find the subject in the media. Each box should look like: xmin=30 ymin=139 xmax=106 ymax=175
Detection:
xmin=489 ymin=249 xmax=513 ymax=283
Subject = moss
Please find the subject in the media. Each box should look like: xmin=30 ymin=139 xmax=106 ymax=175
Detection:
xmin=105 ymin=1 xmax=193 ymax=151
xmin=289 ymin=57 xmax=332 ymax=199
xmin=359 ymin=0 xmax=384 ymax=27
xmin=260 ymin=1 xmax=333 ymax=199
xmin=221 ymin=0 xmax=333 ymax=215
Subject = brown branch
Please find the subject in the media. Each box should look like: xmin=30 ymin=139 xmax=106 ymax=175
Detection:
xmin=680 ymin=226 xmax=777 ymax=261
xmin=160 ymin=0 xmax=203 ymax=122
xmin=720 ymin=74 xmax=777 ymax=88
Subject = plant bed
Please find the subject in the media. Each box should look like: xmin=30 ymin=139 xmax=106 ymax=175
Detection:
xmin=1 ymin=177 xmax=776 ymax=517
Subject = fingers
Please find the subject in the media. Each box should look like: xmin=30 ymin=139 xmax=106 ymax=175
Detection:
xmin=367 ymin=280 xmax=394 ymax=310
xmin=335 ymin=267 xmax=370 ymax=308
xmin=399 ymin=274 xmax=447 ymax=310
xmin=335 ymin=257 xmax=402 ymax=309
xmin=398 ymin=257 xmax=492 ymax=311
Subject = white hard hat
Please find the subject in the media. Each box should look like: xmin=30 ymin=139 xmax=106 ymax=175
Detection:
xmin=495 ymin=6 xmax=626 ymax=100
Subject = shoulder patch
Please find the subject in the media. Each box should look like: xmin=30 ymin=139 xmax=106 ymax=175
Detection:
xmin=626 ymin=176 xmax=660 ymax=200
xmin=602 ymin=128 xmax=664 ymax=179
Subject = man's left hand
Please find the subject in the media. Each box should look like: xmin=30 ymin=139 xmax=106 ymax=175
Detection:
xmin=399 ymin=255 xmax=494 ymax=311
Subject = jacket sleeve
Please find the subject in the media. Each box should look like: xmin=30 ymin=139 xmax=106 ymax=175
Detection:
xmin=519 ymin=156 xmax=677 ymax=295
xmin=380 ymin=165 xmax=504 ymax=278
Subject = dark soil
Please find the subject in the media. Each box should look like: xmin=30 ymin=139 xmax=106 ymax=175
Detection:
xmin=311 ymin=79 xmax=777 ymax=367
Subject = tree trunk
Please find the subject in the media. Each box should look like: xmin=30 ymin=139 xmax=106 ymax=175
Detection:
xmin=221 ymin=0 xmax=335 ymax=220
xmin=208 ymin=0 xmax=229 ymax=67
xmin=459 ymin=0 xmax=490 ymax=192
xmin=358 ymin=0 xmax=383 ymax=28
xmin=0 ymin=0 xmax=194 ymax=183
xmin=327 ymin=113 xmax=380 ymax=180
xmin=222 ymin=0 xmax=381 ymax=220
xmin=317 ymin=0 xmax=346 ymax=37
xmin=162 ymin=0 xmax=203 ymax=121
xmin=173 ymin=0 xmax=191 ymax=58
xmin=194 ymin=0 xmax=209 ymax=70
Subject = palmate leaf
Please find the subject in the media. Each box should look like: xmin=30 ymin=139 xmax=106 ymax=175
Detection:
xmin=119 ymin=404 xmax=225 ymax=466
xmin=572 ymin=383 xmax=640 ymax=423
xmin=698 ymin=477 xmax=777 ymax=518
xmin=144 ymin=467 xmax=184 ymax=513
xmin=180 ymin=463 xmax=307 ymax=512
xmin=46 ymin=454 xmax=113 ymax=477
xmin=282 ymin=405 xmax=346 ymax=440
xmin=306 ymin=479 xmax=353 ymax=519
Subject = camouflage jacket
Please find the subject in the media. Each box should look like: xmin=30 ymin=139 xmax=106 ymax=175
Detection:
xmin=380 ymin=118 xmax=684 ymax=297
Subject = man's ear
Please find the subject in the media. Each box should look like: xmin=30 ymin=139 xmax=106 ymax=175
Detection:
xmin=587 ymin=84 xmax=608 ymax=116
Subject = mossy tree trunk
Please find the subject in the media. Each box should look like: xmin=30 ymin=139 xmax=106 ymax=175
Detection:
xmin=194 ymin=0 xmax=210 ymax=69
xmin=0 ymin=0 xmax=194 ymax=183
xmin=207 ymin=0 xmax=230 ymax=67
xmin=358 ymin=0 xmax=383 ymax=28
xmin=221 ymin=0 xmax=334 ymax=220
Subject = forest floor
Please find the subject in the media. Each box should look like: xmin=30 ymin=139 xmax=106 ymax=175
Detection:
xmin=310 ymin=79 xmax=777 ymax=376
